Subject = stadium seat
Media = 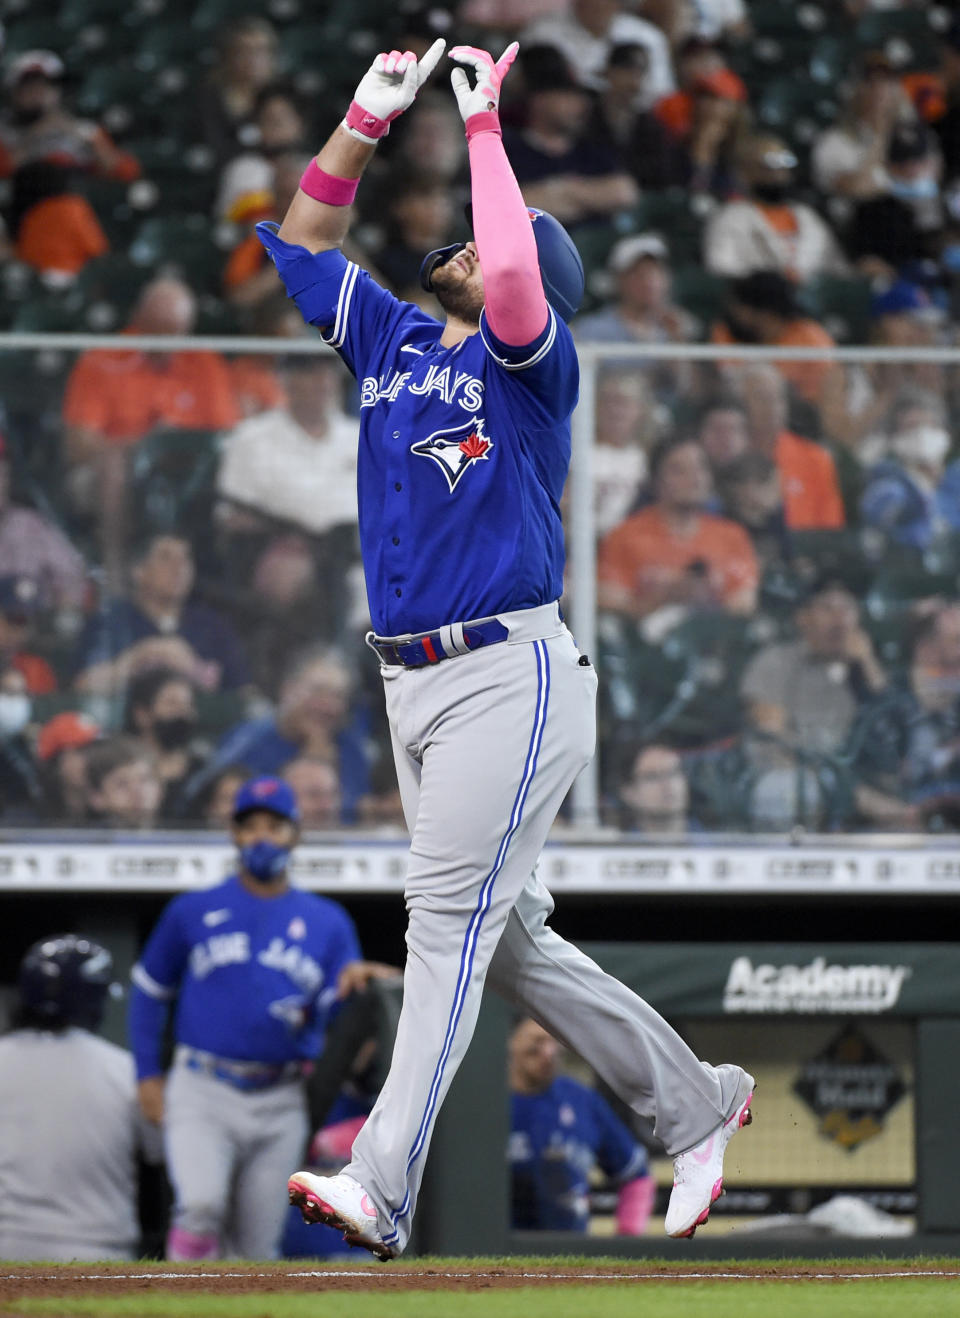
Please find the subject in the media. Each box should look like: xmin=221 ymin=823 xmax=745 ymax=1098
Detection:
xmin=756 ymin=80 xmax=840 ymax=150
xmin=671 ymin=267 xmax=728 ymax=331
xmin=11 ymin=293 xmax=87 ymax=332
xmin=130 ymin=426 xmax=225 ymax=539
xmin=800 ymin=274 xmax=874 ymax=345
xmin=191 ymin=0 xmax=303 ymax=29
xmin=129 ymin=215 xmax=225 ymax=293
xmin=74 ymin=65 xmax=155 ymax=120
xmin=74 ymin=252 xmax=150 ymax=325
xmin=630 ymin=192 xmax=703 ymax=265
xmin=134 ymin=23 xmax=218 ymax=72
xmin=808 ymin=34 xmax=859 ymax=86
xmin=1 ymin=18 xmax=66 ymax=55
xmin=854 ymin=9 xmax=941 ymax=71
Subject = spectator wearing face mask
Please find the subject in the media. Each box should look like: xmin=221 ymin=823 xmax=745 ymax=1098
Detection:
xmin=847 ymin=121 xmax=946 ymax=279
xmin=860 ymin=389 xmax=960 ymax=551
xmin=123 ymin=668 xmax=210 ymax=822
xmin=704 ymin=134 xmax=849 ymax=283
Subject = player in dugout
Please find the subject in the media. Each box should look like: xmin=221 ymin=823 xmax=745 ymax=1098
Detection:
xmin=128 ymin=774 xmax=394 ymax=1260
xmin=509 ymin=1017 xmax=655 ymax=1235
xmin=258 ymin=35 xmax=754 ymax=1258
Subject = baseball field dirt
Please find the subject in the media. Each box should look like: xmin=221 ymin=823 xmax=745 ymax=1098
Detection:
xmin=2 ymin=1259 xmax=960 ymax=1318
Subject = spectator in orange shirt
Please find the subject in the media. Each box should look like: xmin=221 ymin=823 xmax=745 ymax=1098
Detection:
xmin=597 ymin=436 xmax=758 ymax=621
xmin=731 ymin=363 xmax=846 ymax=530
xmin=223 ymin=152 xmax=308 ymax=312
xmin=12 ymin=162 xmax=108 ymax=279
xmin=0 ymin=575 xmax=57 ymax=695
xmin=62 ymin=277 xmax=239 ymax=585
xmin=654 ymin=37 xmax=739 ymax=141
xmin=711 ymin=271 xmax=836 ymax=407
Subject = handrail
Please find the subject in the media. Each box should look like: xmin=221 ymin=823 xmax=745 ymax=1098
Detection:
xmin=4 ymin=331 xmax=960 ymax=362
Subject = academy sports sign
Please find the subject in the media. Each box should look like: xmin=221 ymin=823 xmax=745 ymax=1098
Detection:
xmin=723 ymin=955 xmax=912 ymax=1015
xmin=582 ymin=943 xmax=960 ymax=1018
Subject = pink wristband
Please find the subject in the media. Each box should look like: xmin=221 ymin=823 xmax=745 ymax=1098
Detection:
xmin=299 ymin=160 xmax=359 ymax=206
xmin=465 ymin=109 xmax=502 ymax=142
xmin=344 ymin=99 xmax=393 ymax=142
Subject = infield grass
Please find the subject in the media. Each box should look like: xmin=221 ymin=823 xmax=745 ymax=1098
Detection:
xmin=6 ymin=1282 xmax=960 ymax=1318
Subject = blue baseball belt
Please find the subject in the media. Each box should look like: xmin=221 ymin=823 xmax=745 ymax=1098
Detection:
xmin=367 ymin=617 xmax=510 ymax=668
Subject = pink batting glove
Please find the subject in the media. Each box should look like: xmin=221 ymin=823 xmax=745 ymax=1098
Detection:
xmin=449 ymin=42 xmax=518 ymax=131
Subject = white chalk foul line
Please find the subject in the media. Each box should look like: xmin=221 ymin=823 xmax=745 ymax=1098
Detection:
xmin=3 ymin=1269 xmax=960 ymax=1283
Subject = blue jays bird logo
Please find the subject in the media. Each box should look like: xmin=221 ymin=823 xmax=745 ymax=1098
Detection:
xmin=410 ymin=416 xmax=494 ymax=493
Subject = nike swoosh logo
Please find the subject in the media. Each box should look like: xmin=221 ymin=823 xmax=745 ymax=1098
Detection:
xmin=691 ymin=1137 xmax=715 ymax=1165
xmin=203 ymin=909 xmax=231 ymax=927
xmin=400 ymin=344 xmax=424 ymax=355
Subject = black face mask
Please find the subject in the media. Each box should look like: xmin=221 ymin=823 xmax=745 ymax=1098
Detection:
xmin=12 ymin=105 xmax=47 ymax=127
xmin=152 ymin=716 xmax=197 ymax=751
xmin=753 ymin=181 xmax=791 ymax=205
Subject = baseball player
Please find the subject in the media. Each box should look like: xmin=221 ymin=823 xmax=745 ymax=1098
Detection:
xmin=0 ymin=935 xmax=164 ymax=1260
xmin=128 ymin=774 xmax=377 ymax=1260
xmin=509 ymin=1017 xmax=655 ymax=1234
xmin=261 ymin=38 xmax=754 ymax=1258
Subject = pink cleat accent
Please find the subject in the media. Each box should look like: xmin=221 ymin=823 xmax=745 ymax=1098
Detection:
xmin=288 ymin=1171 xmax=394 ymax=1261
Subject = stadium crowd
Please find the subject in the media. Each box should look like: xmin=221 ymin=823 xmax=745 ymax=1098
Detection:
xmin=2 ymin=0 xmax=960 ymax=833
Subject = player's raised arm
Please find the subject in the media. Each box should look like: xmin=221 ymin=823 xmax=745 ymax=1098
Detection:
xmin=277 ymin=39 xmax=445 ymax=253
xmin=448 ymin=43 xmax=550 ymax=346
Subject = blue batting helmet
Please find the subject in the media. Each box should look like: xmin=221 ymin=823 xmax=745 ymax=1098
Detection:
xmin=17 ymin=934 xmax=117 ymax=1031
xmin=419 ymin=205 xmax=585 ymax=323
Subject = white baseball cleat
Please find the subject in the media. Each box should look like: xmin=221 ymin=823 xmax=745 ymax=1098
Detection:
xmin=664 ymin=1070 xmax=755 ymax=1239
xmin=288 ymin=1170 xmax=395 ymax=1261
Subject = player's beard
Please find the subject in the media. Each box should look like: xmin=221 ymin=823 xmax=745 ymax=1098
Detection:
xmin=431 ymin=265 xmax=484 ymax=325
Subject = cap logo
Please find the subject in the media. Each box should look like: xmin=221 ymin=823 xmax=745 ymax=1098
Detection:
xmin=253 ymin=779 xmax=280 ymax=797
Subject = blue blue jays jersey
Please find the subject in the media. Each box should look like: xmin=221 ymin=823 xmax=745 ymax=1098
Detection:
xmin=509 ymin=1076 xmax=647 ymax=1231
xmin=128 ymin=876 xmax=361 ymax=1079
xmin=257 ymin=224 xmax=580 ymax=637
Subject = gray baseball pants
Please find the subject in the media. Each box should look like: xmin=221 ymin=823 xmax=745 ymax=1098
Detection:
xmin=165 ymin=1059 xmax=308 ymax=1258
xmin=346 ymin=602 xmax=745 ymax=1255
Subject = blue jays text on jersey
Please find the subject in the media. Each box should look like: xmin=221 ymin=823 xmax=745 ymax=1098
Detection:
xmin=510 ymin=1075 xmax=648 ymax=1232
xmin=257 ymin=223 xmax=580 ymax=637
xmin=128 ymin=875 xmax=361 ymax=1079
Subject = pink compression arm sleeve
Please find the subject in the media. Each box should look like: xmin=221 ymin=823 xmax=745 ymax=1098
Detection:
xmin=616 ymin=1175 xmax=656 ymax=1235
xmin=466 ymin=124 xmax=549 ymax=346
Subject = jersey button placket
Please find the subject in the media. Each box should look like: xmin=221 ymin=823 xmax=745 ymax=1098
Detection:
xmin=387 ymin=429 xmax=408 ymax=623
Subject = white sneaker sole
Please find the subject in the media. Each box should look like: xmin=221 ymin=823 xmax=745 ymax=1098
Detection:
xmin=288 ymin=1174 xmax=394 ymax=1261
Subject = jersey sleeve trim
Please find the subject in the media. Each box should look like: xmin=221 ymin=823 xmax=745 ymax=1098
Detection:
xmin=319 ymin=261 xmax=361 ymax=350
xmin=479 ymin=305 xmax=557 ymax=372
xmin=131 ymin=962 xmax=176 ymax=1001
xmin=615 ymin=1145 xmax=649 ymax=1184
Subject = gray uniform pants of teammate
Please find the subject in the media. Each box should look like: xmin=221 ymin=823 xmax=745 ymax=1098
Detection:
xmin=345 ymin=602 xmax=746 ymax=1255
xmin=166 ymin=1059 xmax=308 ymax=1258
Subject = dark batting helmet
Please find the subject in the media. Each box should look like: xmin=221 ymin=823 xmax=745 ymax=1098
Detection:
xmin=17 ymin=934 xmax=117 ymax=1032
xmin=419 ymin=205 xmax=585 ymax=323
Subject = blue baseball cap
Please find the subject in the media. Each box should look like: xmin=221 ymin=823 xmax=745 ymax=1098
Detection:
xmin=870 ymin=279 xmax=931 ymax=319
xmin=232 ymin=775 xmax=300 ymax=823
